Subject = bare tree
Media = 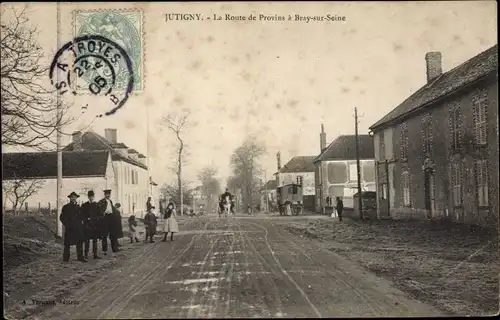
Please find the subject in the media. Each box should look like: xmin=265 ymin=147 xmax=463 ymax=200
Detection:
xmin=1 ymin=6 xmax=73 ymax=150
xmin=2 ymin=178 xmax=45 ymax=214
xmin=229 ymin=137 xmax=266 ymax=210
xmin=197 ymin=166 xmax=221 ymax=213
xmin=160 ymin=111 xmax=190 ymax=215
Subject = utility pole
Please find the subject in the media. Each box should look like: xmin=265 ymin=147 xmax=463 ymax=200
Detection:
xmin=264 ymin=170 xmax=268 ymax=212
xmin=355 ymin=107 xmax=363 ymax=219
xmin=56 ymin=4 xmax=63 ymax=238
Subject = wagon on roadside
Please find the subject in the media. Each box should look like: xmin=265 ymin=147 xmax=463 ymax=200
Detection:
xmin=276 ymin=183 xmax=304 ymax=216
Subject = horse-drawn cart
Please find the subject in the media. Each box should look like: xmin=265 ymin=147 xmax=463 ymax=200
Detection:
xmin=276 ymin=183 xmax=304 ymax=216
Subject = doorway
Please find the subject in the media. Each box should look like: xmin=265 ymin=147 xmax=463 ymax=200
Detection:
xmin=424 ymin=169 xmax=436 ymax=219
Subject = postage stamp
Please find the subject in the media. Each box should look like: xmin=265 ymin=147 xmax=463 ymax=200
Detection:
xmin=49 ymin=34 xmax=134 ymax=116
xmin=73 ymin=9 xmax=144 ymax=92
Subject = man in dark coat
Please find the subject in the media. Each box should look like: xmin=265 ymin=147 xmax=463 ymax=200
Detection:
xmin=336 ymin=197 xmax=344 ymax=222
xmin=98 ymin=189 xmax=119 ymax=255
xmin=81 ymin=190 xmax=103 ymax=260
xmin=60 ymin=191 xmax=86 ymax=262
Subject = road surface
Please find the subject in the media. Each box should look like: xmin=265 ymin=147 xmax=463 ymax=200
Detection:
xmin=33 ymin=214 xmax=441 ymax=318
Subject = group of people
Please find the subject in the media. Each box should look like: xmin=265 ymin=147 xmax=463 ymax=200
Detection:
xmin=140 ymin=201 xmax=179 ymax=243
xmin=60 ymin=189 xmax=181 ymax=263
xmin=60 ymin=189 xmax=123 ymax=262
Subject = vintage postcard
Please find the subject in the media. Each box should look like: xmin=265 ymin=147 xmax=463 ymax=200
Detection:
xmin=2 ymin=1 xmax=498 ymax=319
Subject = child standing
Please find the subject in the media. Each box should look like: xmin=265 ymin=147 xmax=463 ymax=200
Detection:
xmin=128 ymin=215 xmax=140 ymax=243
xmin=143 ymin=206 xmax=157 ymax=243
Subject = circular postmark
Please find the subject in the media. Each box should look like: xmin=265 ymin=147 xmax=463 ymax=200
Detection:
xmin=49 ymin=35 xmax=134 ymax=117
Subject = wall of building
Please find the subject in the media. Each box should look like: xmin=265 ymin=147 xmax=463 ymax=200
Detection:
xmin=113 ymin=160 xmax=149 ymax=217
xmin=316 ymin=159 xmax=376 ymax=209
xmin=374 ymin=79 xmax=498 ymax=227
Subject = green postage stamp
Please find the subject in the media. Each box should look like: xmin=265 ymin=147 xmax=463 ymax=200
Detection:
xmin=73 ymin=9 xmax=144 ymax=92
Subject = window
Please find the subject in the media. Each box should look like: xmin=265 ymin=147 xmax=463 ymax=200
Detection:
xmin=381 ymin=184 xmax=387 ymax=200
xmin=422 ymin=116 xmax=432 ymax=155
xmin=402 ymin=171 xmax=411 ymax=206
xmin=476 ymin=160 xmax=489 ymax=207
xmin=349 ymin=164 xmax=358 ymax=181
xmin=379 ymin=133 xmax=386 ymax=161
xmin=131 ymin=169 xmax=135 ymax=184
xmin=296 ymin=175 xmax=303 ymax=186
xmin=449 ymin=104 xmax=462 ymax=151
xmin=400 ymin=122 xmax=408 ymax=160
xmin=327 ymin=162 xmax=347 ymax=183
xmin=473 ymin=89 xmax=487 ymax=145
xmin=362 ymin=162 xmax=375 ymax=182
xmin=451 ymin=162 xmax=463 ymax=207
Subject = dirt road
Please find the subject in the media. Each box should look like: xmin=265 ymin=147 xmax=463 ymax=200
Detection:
xmin=29 ymin=215 xmax=442 ymax=318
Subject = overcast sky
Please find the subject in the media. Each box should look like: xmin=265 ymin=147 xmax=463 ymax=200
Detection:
xmin=2 ymin=1 xmax=497 ymax=187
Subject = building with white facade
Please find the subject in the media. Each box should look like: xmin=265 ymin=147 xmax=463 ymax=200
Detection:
xmin=314 ymin=126 xmax=376 ymax=211
xmin=2 ymin=150 xmax=115 ymax=210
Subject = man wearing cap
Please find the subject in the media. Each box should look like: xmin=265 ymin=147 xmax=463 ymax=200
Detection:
xmin=98 ymin=189 xmax=119 ymax=255
xmin=59 ymin=191 xmax=86 ymax=262
xmin=81 ymin=190 xmax=103 ymax=260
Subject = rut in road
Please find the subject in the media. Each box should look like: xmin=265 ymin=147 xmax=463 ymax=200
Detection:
xmin=246 ymin=220 xmax=383 ymax=315
xmin=101 ymin=220 xmax=212 ymax=318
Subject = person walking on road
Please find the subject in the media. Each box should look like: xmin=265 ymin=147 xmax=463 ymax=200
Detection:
xmin=98 ymin=189 xmax=119 ymax=255
xmin=81 ymin=190 xmax=103 ymax=260
xmin=128 ymin=215 xmax=140 ymax=243
xmin=113 ymin=203 xmax=124 ymax=247
xmin=162 ymin=202 xmax=179 ymax=242
xmin=146 ymin=197 xmax=153 ymax=212
xmin=60 ymin=191 xmax=86 ymax=262
xmin=336 ymin=197 xmax=344 ymax=222
xmin=144 ymin=206 xmax=157 ymax=243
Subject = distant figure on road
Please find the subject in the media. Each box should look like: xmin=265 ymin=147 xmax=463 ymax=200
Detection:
xmin=114 ymin=203 xmax=124 ymax=247
xmin=128 ymin=215 xmax=140 ymax=243
xmin=98 ymin=189 xmax=119 ymax=255
xmin=162 ymin=202 xmax=179 ymax=242
xmin=219 ymin=188 xmax=235 ymax=214
xmin=60 ymin=191 xmax=86 ymax=262
xmin=144 ymin=206 xmax=157 ymax=243
xmin=336 ymin=197 xmax=344 ymax=222
xmin=81 ymin=190 xmax=102 ymax=260
xmin=146 ymin=197 xmax=153 ymax=212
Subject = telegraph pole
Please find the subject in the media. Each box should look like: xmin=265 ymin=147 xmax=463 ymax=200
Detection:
xmin=56 ymin=4 xmax=63 ymax=238
xmin=355 ymin=107 xmax=363 ymax=219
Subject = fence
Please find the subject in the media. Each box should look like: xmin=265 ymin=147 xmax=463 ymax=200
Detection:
xmin=3 ymin=202 xmax=57 ymax=216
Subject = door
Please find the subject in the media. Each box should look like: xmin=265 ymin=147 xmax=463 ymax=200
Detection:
xmin=424 ymin=170 xmax=436 ymax=218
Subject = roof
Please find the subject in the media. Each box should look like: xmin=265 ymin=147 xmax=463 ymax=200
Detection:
xmin=2 ymin=151 xmax=110 ymax=179
xmin=370 ymin=44 xmax=498 ymax=131
xmin=128 ymin=149 xmax=138 ymax=154
xmin=63 ymin=131 xmax=147 ymax=169
xmin=261 ymin=179 xmax=278 ymax=191
xmin=279 ymin=156 xmax=316 ymax=173
xmin=110 ymin=142 xmax=128 ymax=148
xmin=314 ymin=135 xmax=374 ymax=163
xmin=138 ymin=153 xmax=146 ymax=158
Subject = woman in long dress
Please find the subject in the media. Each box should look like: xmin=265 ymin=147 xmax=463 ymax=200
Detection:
xmin=162 ymin=202 xmax=179 ymax=242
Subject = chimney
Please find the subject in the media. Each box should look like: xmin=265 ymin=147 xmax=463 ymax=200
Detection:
xmin=104 ymin=128 xmax=117 ymax=144
xmin=320 ymin=123 xmax=326 ymax=152
xmin=277 ymin=152 xmax=281 ymax=171
xmin=72 ymin=131 xmax=82 ymax=151
xmin=425 ymin=52 xmax=442 ymax=83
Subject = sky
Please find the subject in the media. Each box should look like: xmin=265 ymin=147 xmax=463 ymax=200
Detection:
xmin=2 ymin=1 xmax=497 ymax=187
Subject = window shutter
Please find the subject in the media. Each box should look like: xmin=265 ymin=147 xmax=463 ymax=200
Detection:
xmin=480 ymin=99 xmax=487 ymax=144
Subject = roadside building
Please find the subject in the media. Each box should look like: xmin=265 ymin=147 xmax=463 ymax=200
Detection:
xmin=2 ymin=150 xmax=115 ymax=211
xmin=62 ymin=128 xmax=156 ymax=217
xmin=274 ymin=155 xmax=316 ymax=211
xmin=314 ymin=127 xmax=376 ymax=211
xmin=369 ymin=45 xmax=498 ymax=227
